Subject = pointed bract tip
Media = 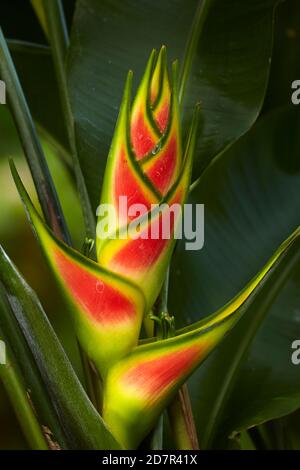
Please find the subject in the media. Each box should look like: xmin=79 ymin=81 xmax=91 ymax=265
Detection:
xmin=149 ymin=48 xmax=157 ymax=65
xmin=158 ymin=45 xmax=167 ymax=62
xmin=170 ymin=60 xmax=180 ymax=94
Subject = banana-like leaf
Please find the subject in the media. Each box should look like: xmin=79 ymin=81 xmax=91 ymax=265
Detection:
xmin=102 ymin=226 xmax=300 ymax=448
xmin=0 ymin=244 xmax=120 ymax=450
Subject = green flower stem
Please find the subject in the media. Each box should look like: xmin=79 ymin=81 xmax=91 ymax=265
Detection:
xmin=0 ymin=342 xmax=49 ymax=450
xmin=41 ymin=0 xmax=96 ymax=242
xmin=147 ymin=270 xmax=170 ymax=449
xmin=168 ymin=384 xmax=199 ymax=450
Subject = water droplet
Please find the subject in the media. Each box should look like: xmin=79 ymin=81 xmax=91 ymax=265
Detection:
xmin=96 ymin=281 xmax=104 ymax=293
xmin=151 ymin=142 xmax=162 ymax=155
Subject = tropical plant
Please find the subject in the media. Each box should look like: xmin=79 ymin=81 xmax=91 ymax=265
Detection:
xmin=0 ymin=0 xmax=300 ymax=450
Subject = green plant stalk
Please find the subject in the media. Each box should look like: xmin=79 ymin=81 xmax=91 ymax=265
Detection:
xmin=41 ymin=0 xmax=96 ymax=242
xmin=168 ymin=384 xmax=199 ymax=450
xmin=0 ymin=28 xmax=71 ymax=245
xmin=146 ymin=273 xmax=170 ymax=449
xmin=201 ymin=237 xmax=300 ymax=448
xmin=0 ymin=335 xmax=49 ymax=450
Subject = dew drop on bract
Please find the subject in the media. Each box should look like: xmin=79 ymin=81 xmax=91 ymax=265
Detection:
xmin=96 ymin=281 xmax=105 ymax=293
xmin=151 ymin=142 xmax=162 ymax=155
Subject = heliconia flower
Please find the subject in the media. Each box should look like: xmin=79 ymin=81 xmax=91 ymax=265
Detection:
xmin=11 ymin=47 xmax=198 ymax=377
xmin=102 ymin=225 xmax=300 ymax=448
xmin=10 ymin=44 xmax=300 ymax=451
xmin=97 ymin=47 xmax=195 ymax=309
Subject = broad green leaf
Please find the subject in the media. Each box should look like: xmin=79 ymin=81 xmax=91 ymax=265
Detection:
xmin=67 ymin=0 xmax=279 ymax=212
xmin=169 ymin=106 xmax=300 ymax=448
xmin=0 ymin=245 xmax=120 ymax=450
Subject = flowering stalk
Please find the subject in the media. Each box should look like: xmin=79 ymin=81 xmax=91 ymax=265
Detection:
xmin=11 ymin=47 xmax=297 ymax=449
